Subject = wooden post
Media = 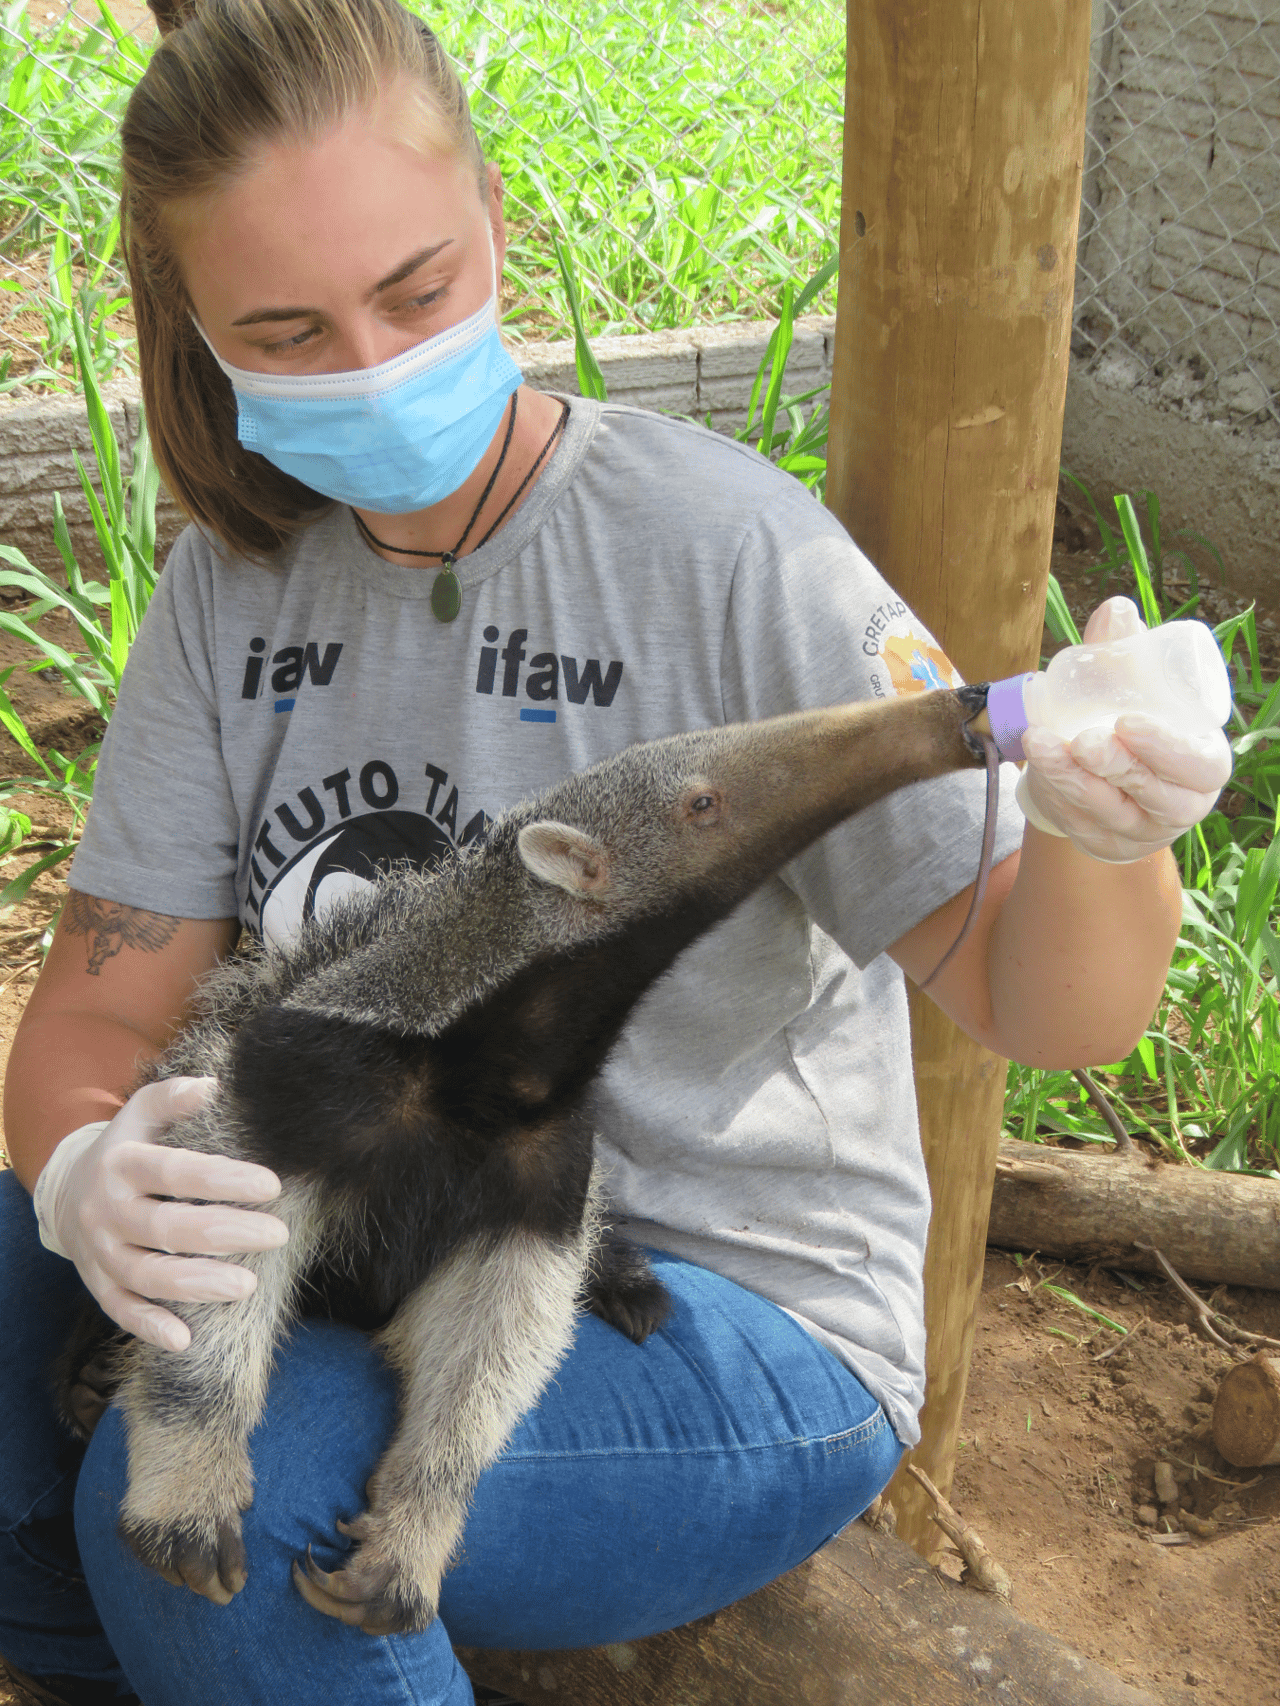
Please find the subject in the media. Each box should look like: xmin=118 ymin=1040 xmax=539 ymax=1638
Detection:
xmin=825 ymin=0 xmax=1092 ymax=1556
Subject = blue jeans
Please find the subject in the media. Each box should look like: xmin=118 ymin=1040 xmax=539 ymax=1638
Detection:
xmin=0 ymin=1169 xmax=905 ymax=1704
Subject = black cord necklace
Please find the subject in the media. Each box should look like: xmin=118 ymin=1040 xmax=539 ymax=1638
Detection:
xmin=351 ymin=394 xmax=569 ymax=622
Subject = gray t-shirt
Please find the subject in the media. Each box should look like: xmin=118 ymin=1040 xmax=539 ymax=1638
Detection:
xmin=71 ymin=396 xmax=1023 ymax=1446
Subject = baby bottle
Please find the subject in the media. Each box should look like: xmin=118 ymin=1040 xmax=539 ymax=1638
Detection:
xmin=985 ymin=619 xmax=1232 ymax=762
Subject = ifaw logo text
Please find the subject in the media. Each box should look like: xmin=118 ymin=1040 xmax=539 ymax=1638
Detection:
xmin=242 ymin=637 xmax=344 ymax=713
xmin=475 ymin=627 xmax=624 ymax=724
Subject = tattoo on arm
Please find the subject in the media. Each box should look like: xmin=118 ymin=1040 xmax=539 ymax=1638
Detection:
xmin=63 ymin=893 xmax=182 ymax=976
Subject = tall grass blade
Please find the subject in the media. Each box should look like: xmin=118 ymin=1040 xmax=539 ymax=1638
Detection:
xmin=72 ymin=309 xmax=122 ymax=534
xmin=1113 ymin=494 xmax=1161 ymax=626
xmin=0 ymin=844 xmax=74 ymax=910
xmin=754 ymin=282 xmax=794 ymax=458
xmin=793 ymin=253 xmax=838 ymax=316
xmin=0 ymin=680 xmax=55 ymax=775
xmin=1044 ymin=574 xmax=1082 ymax=646
xmin=552 ymin=233 xmax=608 ymax=402
xmin=1061 ymin=466 xmax=1123 ymax=587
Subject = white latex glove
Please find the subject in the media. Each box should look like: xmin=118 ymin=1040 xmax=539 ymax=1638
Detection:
xmin=1017 ymin=596 xmax=1233 ymax=864
xmin=33 ymin=1076 xmax=288 ymax=1352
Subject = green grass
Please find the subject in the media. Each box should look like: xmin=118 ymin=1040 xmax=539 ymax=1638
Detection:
xmin=0 ymin=308 xmax=159 ymax=899
xmin=0 ymin=0 xmax=844 ymax=390
xmin=1004 ymin=488 xmax=1280 ymax=1177
xmin=443 ymin=0 xmax=844 ymax=334
xmin=556 ymin=234 xmax=834 ymax=488
xmin=0 ymin=0 xmax=143 ymax=389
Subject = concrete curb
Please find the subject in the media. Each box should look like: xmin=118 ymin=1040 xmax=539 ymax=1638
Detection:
xmin=0 ymin=318 xmax=835 ymax=576
xmin=0 ymin=314 xmax=1275 ymax=599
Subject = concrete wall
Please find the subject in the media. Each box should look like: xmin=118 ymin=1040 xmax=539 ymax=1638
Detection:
xmin=1060 ymin=357 xmax=1280 ymax=604
xmin=1077 ymin=0 xmax=1280 ymax=419
xmin=0 ymin=379 xmax=145 ymax=577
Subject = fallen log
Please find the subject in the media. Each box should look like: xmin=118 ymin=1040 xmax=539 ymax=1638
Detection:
xmin=458 ymin=1520 xmax=1163 ymax=1706
xmin=1213 ymin=1351 xmax=1280 ymax=1466
xmin=986 ymin=1137 xmax=1280 ymax=1291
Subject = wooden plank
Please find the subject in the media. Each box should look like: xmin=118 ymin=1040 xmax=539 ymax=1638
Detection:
xmin=459 ymin=1521 xmax=1165 ymax=1706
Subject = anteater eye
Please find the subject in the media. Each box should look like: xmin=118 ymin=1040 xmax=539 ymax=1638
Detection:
xmin=691 ymin=794 xmax=715 ymax=812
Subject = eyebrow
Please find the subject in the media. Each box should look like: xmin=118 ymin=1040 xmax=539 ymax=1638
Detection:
xmin=230 ymin=240 xmax=456 ymax=327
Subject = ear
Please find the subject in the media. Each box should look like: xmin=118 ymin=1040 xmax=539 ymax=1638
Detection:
xmin=487 ymin=161 xmax=507 ymax=274
xmin=518 ymin=822 xmax=612 ymax=896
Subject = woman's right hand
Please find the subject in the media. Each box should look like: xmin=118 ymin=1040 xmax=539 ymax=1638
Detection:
xmin=34 ymin=1075 xmax=289 ymax=1352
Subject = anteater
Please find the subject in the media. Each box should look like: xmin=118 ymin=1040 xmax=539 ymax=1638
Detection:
xmin=59 ymin=683 xmax=992 ymax=1635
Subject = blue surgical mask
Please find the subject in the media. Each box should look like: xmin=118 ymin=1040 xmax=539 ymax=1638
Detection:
xmin=196 ymin=255 xmax=523 ymax=515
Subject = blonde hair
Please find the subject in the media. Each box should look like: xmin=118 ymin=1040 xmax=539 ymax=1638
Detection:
xmin=124 ymin=0 xmax=486 ymax=559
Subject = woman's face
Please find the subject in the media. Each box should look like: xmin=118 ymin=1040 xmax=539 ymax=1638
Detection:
xmin=177 ymin=85 xmax=504 ymax=377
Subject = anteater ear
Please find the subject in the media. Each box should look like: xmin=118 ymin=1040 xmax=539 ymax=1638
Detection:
xmin=518 ymin=822 xmax=612 ymax=896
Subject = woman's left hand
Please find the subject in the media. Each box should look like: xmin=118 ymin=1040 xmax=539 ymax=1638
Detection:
xmin=1016 ymin=598 xmax=1234 ymax=864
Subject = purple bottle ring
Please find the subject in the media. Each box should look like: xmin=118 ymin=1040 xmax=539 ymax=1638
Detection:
xmin=985 ymin=673 xmax=1036 ymax=762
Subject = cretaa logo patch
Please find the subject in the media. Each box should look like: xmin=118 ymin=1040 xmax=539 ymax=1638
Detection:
xmin=862 ymin=599 xmax=963 ymax=700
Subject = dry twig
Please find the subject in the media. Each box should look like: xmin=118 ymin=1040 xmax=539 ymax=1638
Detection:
xmin=906 ymin=1464 xmax=1012 ymax=1603
xmin=1092 ymin=1316 xmax=1146 ymax=1362
xmin=0 ymin=957 xmax=42 ymax=989
xmin=1134 ymin=1243 xmax=1280 ymax=1357
xmin=1071 ymin=1068 xmax=1133 ymax=1155
xmin=1167 ymin=1454 xmax=1263 ymax=1491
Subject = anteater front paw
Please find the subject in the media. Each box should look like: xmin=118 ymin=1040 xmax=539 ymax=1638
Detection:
xmin=120 ymin=1512 xmax=248 ymax=1606
xmin=293 ymin=1514 xmax=436 ymax=1635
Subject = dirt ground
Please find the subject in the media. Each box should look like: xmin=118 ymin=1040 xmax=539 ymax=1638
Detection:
xmin=1 ymin=499 xmax=1278 ymax=1703
xmin=949 ymin=1252 xmax=1279 ymax=1706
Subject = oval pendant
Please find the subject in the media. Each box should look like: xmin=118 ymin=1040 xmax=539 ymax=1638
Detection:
xmin=430 ymin=567 xmax=462 ymax=623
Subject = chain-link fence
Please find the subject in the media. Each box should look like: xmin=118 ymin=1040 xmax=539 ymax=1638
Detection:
xmin=1075 ymin=0 xmax=1280 ymax=433
xmin=0 ymin=0 xmax=1276 ymax=432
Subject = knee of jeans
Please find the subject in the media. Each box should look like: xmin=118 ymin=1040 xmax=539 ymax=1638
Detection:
xmin=74 ymin=1323 xmax=401 ymax=1569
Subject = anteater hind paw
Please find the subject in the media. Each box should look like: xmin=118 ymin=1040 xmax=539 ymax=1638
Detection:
xmin=120 ymin=1513 xmax=248 ymax=1605
xmin=586 ymin=1274 xmax=672 ymax=1343
xmin=582 ymin=1230 xmax=672 ymax=1344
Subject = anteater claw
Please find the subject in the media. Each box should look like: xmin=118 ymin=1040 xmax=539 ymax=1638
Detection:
xmin=301 ymin=1546 xmax=369 ymax=1601
xmin=293 ymin=1556 xmax=372 ymax=1627
xmin=334 ymin=1512 xmax=374 ymax=1540
xmin=292 ymin=1545 xmax=429 ymax=1635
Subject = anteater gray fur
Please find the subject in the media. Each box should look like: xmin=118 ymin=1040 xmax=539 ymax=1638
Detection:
xmin=59 ymin=685 xmax=989 ymax=1635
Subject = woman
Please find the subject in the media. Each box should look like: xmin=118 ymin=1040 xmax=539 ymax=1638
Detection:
xmin=0 ymin=2 xmax=1228 ymax=1702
